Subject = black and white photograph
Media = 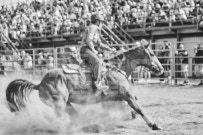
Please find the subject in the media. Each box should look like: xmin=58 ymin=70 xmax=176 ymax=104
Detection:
xmin=0 ymin=0 xmax=203 ymax=135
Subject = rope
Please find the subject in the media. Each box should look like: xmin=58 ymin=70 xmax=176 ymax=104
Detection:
xmin=104 ymin=45 xmax=140 ymax=60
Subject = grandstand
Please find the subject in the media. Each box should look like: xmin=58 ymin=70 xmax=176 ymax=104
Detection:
xmin=0 ymin=0 xmax=203 ymax=84
xmin=0 ymin=0 xmax=202 ymax=47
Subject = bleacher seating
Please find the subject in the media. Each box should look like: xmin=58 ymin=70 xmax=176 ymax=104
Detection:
xmin=0 ymin=0 xmax=202 ymax=48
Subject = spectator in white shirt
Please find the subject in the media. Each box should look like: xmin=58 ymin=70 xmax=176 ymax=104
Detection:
xmin=176 ymin=7 xmax=187 ymax=20
xmin=37 ymin=52 xmax=45 ymax=66
xmin=24 ymin=53 xmax=33 ymax=69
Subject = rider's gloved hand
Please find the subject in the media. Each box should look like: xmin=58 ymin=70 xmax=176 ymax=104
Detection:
xmin=111 ymin=48 xmax=117 ymax=54
xmin=120 ymin=47 xmax=126 ymax=51
xmin=98 ymin=53 xmax=103 ymax=58
xmin=94 ymin=50 xmax=98 ymax=54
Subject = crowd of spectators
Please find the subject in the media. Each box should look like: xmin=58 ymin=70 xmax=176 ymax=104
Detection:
xmin=0 ymin=0 xmax=203 ymax=42
xmin=0 ymin=0 xmax=85 ymax=40
xmin=110 ymin=0 xmax=203 ymax=27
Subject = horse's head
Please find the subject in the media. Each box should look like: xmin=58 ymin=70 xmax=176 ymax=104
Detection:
xmin=125 ymin=39 xmax=164 ymax=75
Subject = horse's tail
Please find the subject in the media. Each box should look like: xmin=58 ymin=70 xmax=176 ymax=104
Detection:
xmin=6 ymin=79 xmax=38 ymax=112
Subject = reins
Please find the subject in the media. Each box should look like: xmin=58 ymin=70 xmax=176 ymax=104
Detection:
xmin=104 ymin=45 xmax=140 ymax=60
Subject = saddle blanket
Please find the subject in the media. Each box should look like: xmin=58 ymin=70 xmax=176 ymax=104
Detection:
xmin=62 ymin=64 xmax=92 ymax=74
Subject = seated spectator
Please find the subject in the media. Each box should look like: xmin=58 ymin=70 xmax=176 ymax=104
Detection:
xmin=117 ymin=6 xmax=124 ymax=25
xmin=169 ymin=9 xmax=176 ymax=22
xmin=72 ymin=19 xmax=80 ymax=34
xmin=136 ymin=6 xmax=145 ymax=27
xmin=175 ymin=44 xmax=189 ymax=85
xmin=182 ymin=2 xmax=190 ymax=17
xmin=175 ymin=7 xmax=187 ymax=21
xmin=158 ymin=8 xmax=168 ymax=21
xmin=111 ymin=3 xmax=118 ymax=20
xmin=155 ymin=3 xmax=168 ymax=22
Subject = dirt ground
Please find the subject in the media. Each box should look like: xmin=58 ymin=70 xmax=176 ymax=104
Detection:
xmin=0 ymin=76 xmax=203 ymax=135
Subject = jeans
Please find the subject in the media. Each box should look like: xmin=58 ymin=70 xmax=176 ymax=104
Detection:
xmin=81 ymin=47 xmax=102 ymax=82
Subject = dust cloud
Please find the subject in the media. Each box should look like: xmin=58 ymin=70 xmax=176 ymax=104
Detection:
xmin=0 ymin=72 xmax=131 ymax=135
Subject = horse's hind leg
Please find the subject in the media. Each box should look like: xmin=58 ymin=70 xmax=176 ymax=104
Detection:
xmin=124 ymin=92 xmax=162 ymax=130
xmin=66 ymin=102 xmax=78 ymax=119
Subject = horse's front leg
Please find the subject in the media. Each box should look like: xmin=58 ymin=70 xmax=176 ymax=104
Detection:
xmin=38 ymin=83 xmax=67 ymax=117
xmin=124 ymin=92 xmax=162 ymax=130
xmin=66 ymin=102 xmax=78 ymax=119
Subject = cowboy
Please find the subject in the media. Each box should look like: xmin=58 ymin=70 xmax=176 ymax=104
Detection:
xmin=80 ymin=14 xmax=115 ymax=93
xmin=175 ymin=44 xmax=189 ymax=85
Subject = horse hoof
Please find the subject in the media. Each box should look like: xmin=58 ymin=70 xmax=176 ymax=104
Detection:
xmin=151 ymin=123 xmax=162 ymax=130
xmin=82 ymin=124 xmax=102 ymax=133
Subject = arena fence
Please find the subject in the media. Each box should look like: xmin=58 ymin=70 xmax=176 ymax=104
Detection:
xmin=0 ymin=42 xmax=203 ymax=84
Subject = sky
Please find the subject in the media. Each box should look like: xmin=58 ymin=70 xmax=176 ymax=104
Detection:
xmin=0 ymin=0 xmax=27 ymax=7
xmin=0 ymin=0 xmax=47 ymax=7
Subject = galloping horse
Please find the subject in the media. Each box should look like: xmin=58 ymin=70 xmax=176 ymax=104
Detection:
xmin=6 ymin=42 xmax=164 ymax=130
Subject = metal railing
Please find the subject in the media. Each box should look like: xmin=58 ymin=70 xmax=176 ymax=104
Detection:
xmin=117 ymin=5 xmax=202 ymax=32
xmin=0 ymin=29 xmax=18 ymax=51
xmin=0 ymin=42 xmax=203 ymax=85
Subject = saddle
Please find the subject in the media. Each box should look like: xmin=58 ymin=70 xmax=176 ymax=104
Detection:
xmin=62 ymin=64 xmax=92 ymax=92
xmin=62 ymin=63 xmax=108 ymax=87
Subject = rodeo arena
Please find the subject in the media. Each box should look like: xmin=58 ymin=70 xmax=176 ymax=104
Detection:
xmin=1 ymin=0 xmax=203 ymax=135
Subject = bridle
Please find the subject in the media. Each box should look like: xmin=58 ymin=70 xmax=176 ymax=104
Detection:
xmin=125 ymin=45 xmax=154 ymax=64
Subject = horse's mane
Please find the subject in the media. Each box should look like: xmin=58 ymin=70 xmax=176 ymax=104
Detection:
xmin=106 ymin=63 xmax=129 ymax=80
xmin=104 ymin=44 xmax=140 ymax=60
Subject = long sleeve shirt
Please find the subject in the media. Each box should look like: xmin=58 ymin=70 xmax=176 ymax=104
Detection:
xmin=81 ymin=24 xmax=112 ymax=52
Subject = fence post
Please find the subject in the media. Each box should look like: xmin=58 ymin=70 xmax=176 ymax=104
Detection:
xmin=33 ymin=49 xmax=35 ymax=80
xmin=196 ymin=5 xmax=200 ymax=29
xmin=172 ymin=42 xmax=177 ymax=84
xmin=169 ymin=9 xmax=172 ymax=31
xmin=54 ymin=48 xmax=57 ymax=68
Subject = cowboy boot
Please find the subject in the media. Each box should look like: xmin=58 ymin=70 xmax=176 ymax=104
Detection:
xmin=94 ymin=81 xmax=109 ymax=96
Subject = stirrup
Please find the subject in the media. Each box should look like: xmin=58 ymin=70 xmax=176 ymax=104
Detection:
xmin=95 ymin=81 xmax=109 ymax=90
xmin=94 ymin=86 xmax=109 ymax=96
xmin=94 ymin=81 xmax=109 ymax=96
